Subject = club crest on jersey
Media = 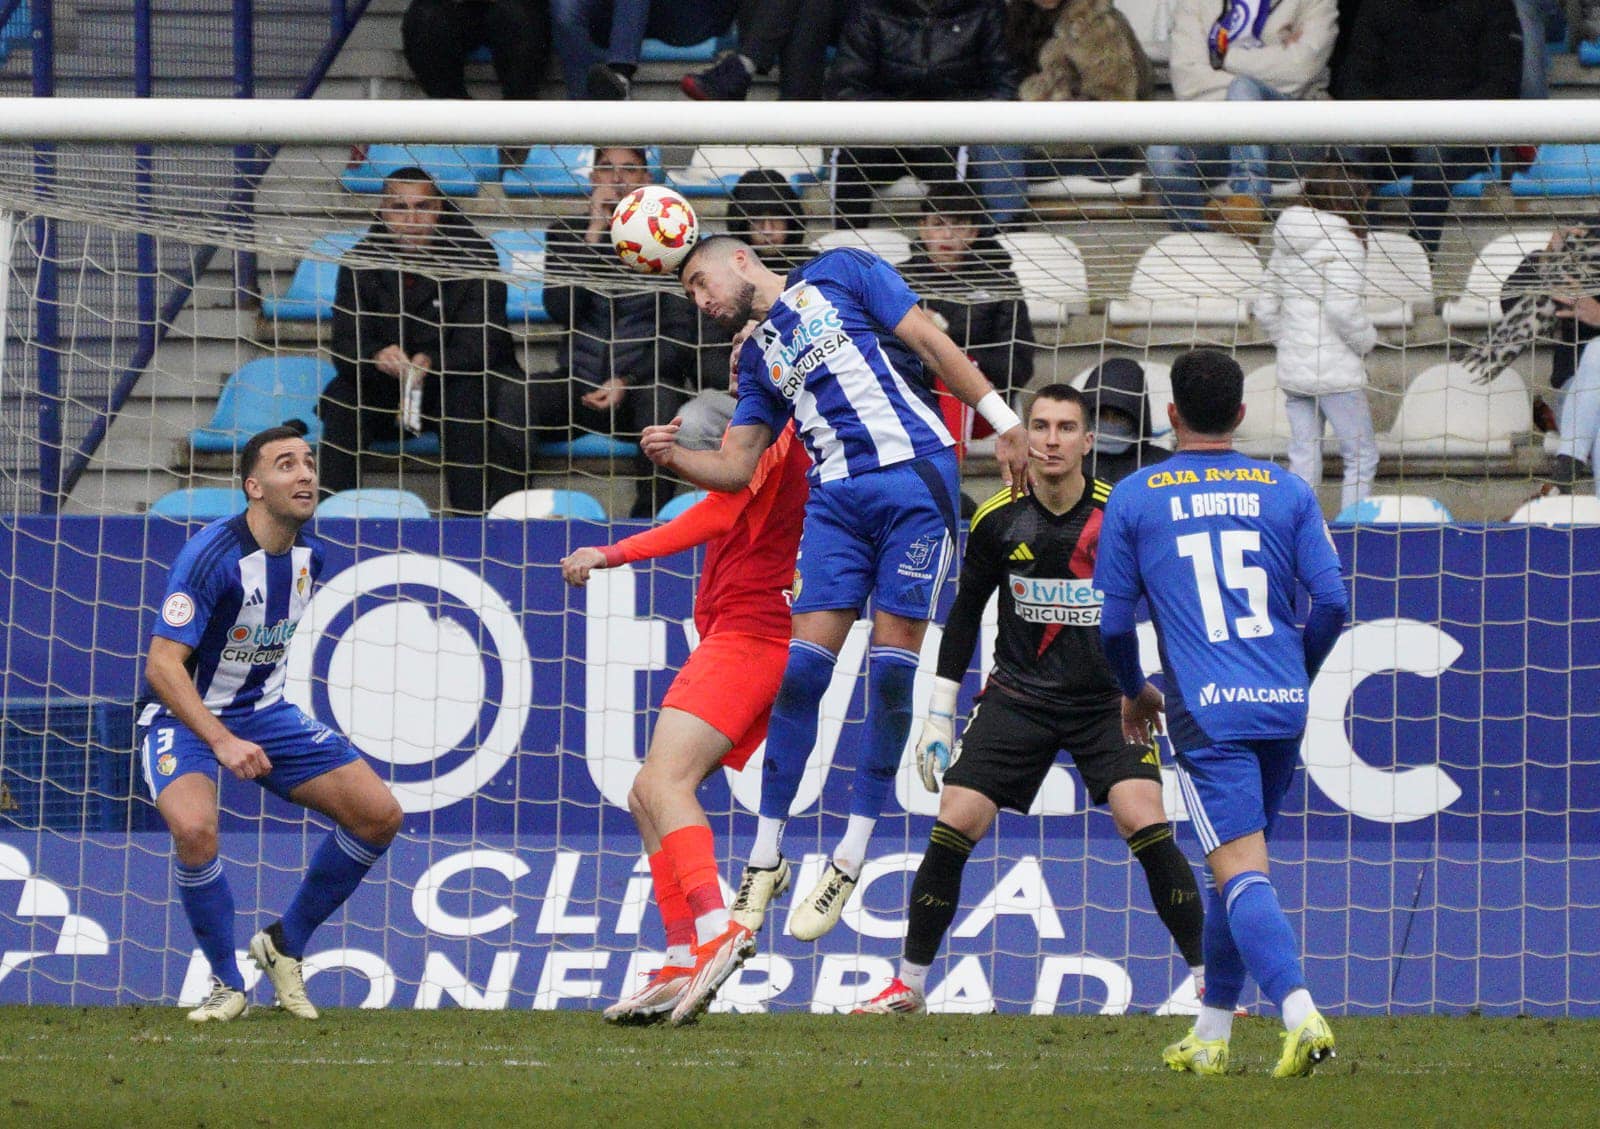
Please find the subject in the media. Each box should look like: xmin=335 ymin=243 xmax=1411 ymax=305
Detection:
xmin=1009 ymin=574 xmax=1103 ymax=625
xmin=161 ymin=592 xmax=195 ymax=628
xmin=156 ymin=753 xmax=177 ymax=776
xmin=296 ymin=566 xmax=309 ymax=596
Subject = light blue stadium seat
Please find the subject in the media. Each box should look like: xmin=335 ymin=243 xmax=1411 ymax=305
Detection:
xmin=488 ymin=488 xmax=608 ymax=520
xmin=666 ymin=145 xmax=825 ymax=199
xmin=1373 ymin=158 xmax=1500 ymax=201
xmin=502 ymin=145 xmax=662 ymax=198
xmin=148 ymin=486 xmax=247 ymax=522
xmin=1580 ymin=39 xmax=1600 ymax=66
xmin=317 ymin=488 xmax=432 ymax=520
xmin=342 ymin=143 xmax=500 ymax=197
xmin=655 ymin=490 xmax=708 ymax=521
xmin=189 ymin=356 xmax=336 ymax=454
xmin=260 ymin=229 xmax=367 ymax=322
xmin=639 ymin=35 xmax=725 ymax=62
xmin=1333 ymin=494 xmax=1454 ymax=526
xmin=537 ymin=433 xmax=639 ymax=458
xmin=0 ymin=2 xmax=30 ymax=68
xmin=1510 ymin=144 xmax=1600 ymax=197
xmin=368 ymin=432 xmax=442 ymax=458
xmin=492 ymin=228 xmax=549 ymax=323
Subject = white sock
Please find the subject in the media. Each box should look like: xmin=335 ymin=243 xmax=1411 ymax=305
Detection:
xmin=1281 ymin=987 xmax=1316 ymax=1030
xmin=1194 ymin=1004 xmax=1235 ymax=1042
xmin=666 ymin=943 xmax=694 ymax=967
xmin=750 ymin=816 xmax=784 ymax=869
xmin=1190 ymin=965 xmax=1206 ymax=999
xmin=693 ymin=907 xmax=731 ymax=946
xmin=898 ymin=959 xmax=930 ymax=994
xmin=832 ymin=814 xmax=876 ymax=878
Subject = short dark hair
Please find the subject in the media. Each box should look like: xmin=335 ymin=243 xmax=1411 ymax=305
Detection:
xmin=1169 ymin=348 xmax=1244 ymax=435
xmin=240 ymin=422 xmax=310 ymax=484
xmin=1026 ymin=383 xmax=1087 ymax=422
xmin=381 ymin=165 xmax=439 ymax=190
xmin=729 ymin=168 xmax=805 ymax=246
xmin=676 ymin=232 xmax=744 ymax=279
xmin=919 ymin=177 xmax=987 ymax=226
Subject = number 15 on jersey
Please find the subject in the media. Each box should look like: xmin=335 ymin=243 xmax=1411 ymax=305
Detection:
xmin=1175 ymin=530 xmax=1273 ymax=644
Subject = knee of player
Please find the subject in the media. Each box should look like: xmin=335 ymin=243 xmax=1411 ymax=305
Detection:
xmin=166 ymin=817 xmax=219 ymax=864
xmin=627 ymin=774 xmax=653 ymax=820
xmin=368 ymin=796 xmax=404 ymax=846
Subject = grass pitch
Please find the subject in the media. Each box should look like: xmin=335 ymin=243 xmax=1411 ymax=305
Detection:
xmin=0 ymin=1007 xmax=1595 ymax=1127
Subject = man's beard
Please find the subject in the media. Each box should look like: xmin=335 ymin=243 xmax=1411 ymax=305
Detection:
xmin=712 ymin=281 xmax=758 ymax=331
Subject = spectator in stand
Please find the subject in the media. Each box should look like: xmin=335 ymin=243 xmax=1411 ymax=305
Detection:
xmin=506 ymin=147 xmax=700 ymax=516
xmin=900 ymin=180 xmax=1036 ymax=406
xmin=1338 ymin=0 xmax=1522 ymax=255
xmin=551 ymin=0 xmax=737 ymax=99
xmin=682 ymin=0 xmax=850 ymax=101
xmin=826 ymin=0 xmax=1021 ymax=229
xmin=402 ymin=0 xmax=551 ymax=109
xmin=1006 ymin=0 xmax=1152 ymax=185
xmin=1253 ymin=163 xmax=1379 ymax=510
xmin=1078 ymin=357 xmax=1171 ymax=484
xmin=319 ymin=167 xmax=524 ymax=514
xmin=1146 ymin=0 xmax=1337 ymax=240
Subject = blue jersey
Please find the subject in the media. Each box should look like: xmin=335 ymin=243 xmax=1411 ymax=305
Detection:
xmin=1093 ymin=449 xmax=1346 ymax=752
xmin=730 ymin=248 xmax=954 ymax=484
xmin=148 ymin=513 xmax=323 ymax=717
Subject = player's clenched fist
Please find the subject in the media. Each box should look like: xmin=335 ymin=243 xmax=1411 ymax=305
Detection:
xmin=212 ymin=734 xmax=271 ymax=781
xmin=560 ymin=546 xmax=607 ymax=587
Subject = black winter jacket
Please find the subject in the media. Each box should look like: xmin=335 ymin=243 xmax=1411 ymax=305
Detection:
xmin=828 ymin=0 xmax=1019 ymax=102
xmin=1338 ymin=0 xmax=1521 ymax=102
xmin=900 ymin=236 xmax=1035 ymax=395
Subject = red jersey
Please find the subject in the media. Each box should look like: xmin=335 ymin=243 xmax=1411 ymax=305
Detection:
xmin=603 ymin=424 xmax=810 ymax=640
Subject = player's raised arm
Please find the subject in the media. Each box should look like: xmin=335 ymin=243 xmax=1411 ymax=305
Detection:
xmin=892 ymin=303 xmax=1036 ymax=498
xmin=145 ymin=636 xmax=271 ymax=781
xmin=642 ymin=418 xmax=772 ymax=494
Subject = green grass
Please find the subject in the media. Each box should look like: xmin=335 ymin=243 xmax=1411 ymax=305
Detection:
xmin=1 ymin=1008 xmax=1596 ymax=1127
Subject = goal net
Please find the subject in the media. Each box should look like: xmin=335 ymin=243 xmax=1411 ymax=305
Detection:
xmin=0 ymin=98 xmax=1595 ymax=1016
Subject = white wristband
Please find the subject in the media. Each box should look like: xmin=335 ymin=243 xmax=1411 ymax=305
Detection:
xmin=976 ymin=391 xmax=1022 ymax=434
xmin=928 ymin=676 xmax=961 ymax=719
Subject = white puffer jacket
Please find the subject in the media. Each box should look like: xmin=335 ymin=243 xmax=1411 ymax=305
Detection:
xmin=1252 ymin=205 xmax=1377 ymax=397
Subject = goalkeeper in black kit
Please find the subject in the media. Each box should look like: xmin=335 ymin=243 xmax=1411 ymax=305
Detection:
xmin=852 ymin=384 xmax=1205 ymax=1014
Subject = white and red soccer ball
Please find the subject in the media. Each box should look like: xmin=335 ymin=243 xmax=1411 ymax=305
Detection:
xmin=610 ymin=185 xmax=699 ymax=275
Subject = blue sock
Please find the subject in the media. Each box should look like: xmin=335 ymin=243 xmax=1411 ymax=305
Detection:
xmin=1222 ymin=869 xmax=1306 ymax=1009
xmin=851 ymin=646 xmax=918 ymax=818
xmin=175 ymin=858 xmax=244 ymax=991
xmin=277 ymin=826 xmax=388 ymax=959
xmin=759 ymin=639 xmax=836 ymax=820
xmin=1201 ymin=882 xmax=1246 ymax=1011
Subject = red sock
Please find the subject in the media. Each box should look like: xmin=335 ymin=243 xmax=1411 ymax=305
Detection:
xmin=648 ymin=849 xmax=696 ymax=954
xmin=661 ymin=824 xmax=725 ymax=921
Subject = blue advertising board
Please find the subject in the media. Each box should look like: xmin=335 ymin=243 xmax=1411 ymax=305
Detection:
xmin=0 ymin=517 xmax=1597 ymax=1015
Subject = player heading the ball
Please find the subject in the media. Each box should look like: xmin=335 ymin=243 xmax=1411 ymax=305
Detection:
xmin=643 ymin=234 xmax=1038 ymax=941
xmin=1094 ymin=348 xmax=1350 ymax=1077
xmin=140 ymin=424 xmax=402 ymax=1023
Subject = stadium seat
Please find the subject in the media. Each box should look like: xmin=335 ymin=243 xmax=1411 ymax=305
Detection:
xmin=1441 ymin=230 xmax=1553 ymax=328
xmin=341 ymin=144 xmax=501 ymax=197
xmin=1507 ymin=494 xmax=1600 ymax=526
xmin=811 ymin=227 xmax=912 ymax=265
xmin=1378 ymin=362 xmax=1529 ymax=457
xmin=666 ymin=146 xmax=824 ymax=197
xmin=487 ymin=488 xmax=608 ymax=520
xmin=317 ymin=488 xmax=432 ymax=519
xmin=1333 ymin=494 xmax=1455 ymax=525
xmin=368 ymin=432 xmax=442 ymax=458
xmin=998 ymin=231 xmax=1090 ymax=326
xmin=1027 ymin=170 xmax=1142 ymax=201
xmin=260 ymin=229 xmax=367 ymax=322
xmin=1233 ymin=364 xmax=1295 ymax=459
xmin=656 ymin=490 xmax=709 ymax=521
xmin=1579 ymin=38 xmax=1600 ymax=67
xmin=0 ymin=3 xmax=31 ymax=69
xmin=1510 ymin=145 xmax=1600 ymax=197
xmin=503 ymin=145 xmax=662 ymax=198
xmin=537 ymin=434 xmax=639 ymax=458
xmin=1070 ymin=359 xmax=1174 ymax=447
xmin=148 ymin=486 xmax=246 ymax=521
xmin=1362 ymin=231 xmax=1435 ymax=328
xmin=188 ymin=356 xmax=337 ymax=454
xmin=491 ymin=228 xmax=549 ymax=323
xmin=1106 ymin=232 xmax=1263 ymax=327
xmin=640 ymin=35 xmax=728 ymax=62
xmin=1372 ymin=158 xmax=1500 ymax=201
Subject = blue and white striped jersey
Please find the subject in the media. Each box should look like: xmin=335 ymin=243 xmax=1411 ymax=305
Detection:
xmin=148 ymin=513 xmax=323 ymax=717
xmin=730 ymin=248 xmax=954 ymax=483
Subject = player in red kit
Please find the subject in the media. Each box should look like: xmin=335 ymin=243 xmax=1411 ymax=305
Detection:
xmin=561 ymin=420 xmax=809 ymax=1026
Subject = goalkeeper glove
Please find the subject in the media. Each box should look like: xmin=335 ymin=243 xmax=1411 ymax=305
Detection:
xmin=915 ymin=676 xmax=962 ymax=793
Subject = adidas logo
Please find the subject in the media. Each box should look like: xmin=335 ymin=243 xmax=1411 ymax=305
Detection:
xmin=1009 ymin=543 xmax=1034 ymax=562
xmin=243 ymin=588 xmax=264 ymax=608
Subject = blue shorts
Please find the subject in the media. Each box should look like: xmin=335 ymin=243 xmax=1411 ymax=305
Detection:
xmin=139 ymin=700 xmax=361 ymax=803
xmin=1172 ymin=737 xmax=1301 ymax=856
xmin=791 ymin=449 xmax=959 ymax=619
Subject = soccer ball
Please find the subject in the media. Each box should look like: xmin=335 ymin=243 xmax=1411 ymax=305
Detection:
xmin=610 ymin=185 xmax=699 ymax=275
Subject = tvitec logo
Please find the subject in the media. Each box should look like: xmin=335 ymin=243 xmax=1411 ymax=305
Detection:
xmin=285 ymin=554 xmax=532 ymax=814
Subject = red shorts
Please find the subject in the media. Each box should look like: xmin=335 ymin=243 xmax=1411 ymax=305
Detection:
xmin=661 ymin=631 xmax=789 ymax=771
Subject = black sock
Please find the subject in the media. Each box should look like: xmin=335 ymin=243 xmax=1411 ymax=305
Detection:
xmin=1128 ymin=822 xmax=1205 ymax=968
xmin=905 ymin=821 xmax=976 ymax=967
